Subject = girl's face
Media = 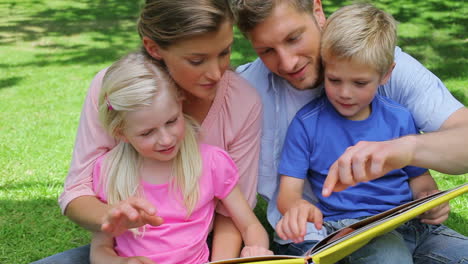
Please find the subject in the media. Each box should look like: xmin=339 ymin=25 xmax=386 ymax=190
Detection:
xmin=121 ymin=89 xmax=185 ymax=162
xmin=147 ymin=20 xmax=233 ymax=102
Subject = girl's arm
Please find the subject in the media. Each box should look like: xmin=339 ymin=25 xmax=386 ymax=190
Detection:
xmin=409 ymin=171 xmax=450 ymax=225
xmin=221 ymin=186 xmax=272 ymax=257
xmin=90 ymin=232 xmax=155 ymax=264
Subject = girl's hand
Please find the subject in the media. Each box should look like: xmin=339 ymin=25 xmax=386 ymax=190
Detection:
xmin=102 ymin=196 xmax=164 ymax=236
xmin=118 ymin=256 xmax=156 ymax=264
xmin=416 ymin=190 xmax=450 ymax=225
xmin=240 ymin=246 xmax=274 ymax=257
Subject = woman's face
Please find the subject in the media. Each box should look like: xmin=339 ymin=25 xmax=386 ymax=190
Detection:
xmin=150 ymin=21 xmax=233 ymax=102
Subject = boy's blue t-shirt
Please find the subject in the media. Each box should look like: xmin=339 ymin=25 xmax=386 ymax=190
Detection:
xmin=278 ymin=94 xmax=428 ymax=221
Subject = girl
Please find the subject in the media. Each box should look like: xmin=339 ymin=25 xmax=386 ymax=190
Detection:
xmin=42 ymin=1 xmax=263 ymax=263
xmin=90 ymin=51 xmax=271 ymax=264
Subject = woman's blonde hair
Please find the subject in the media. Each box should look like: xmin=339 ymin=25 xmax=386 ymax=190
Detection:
xmin=321 ymin=3 xmax=397 ymax=76
xmin=98 ymin=51 xmax=202 ymax=216
xmin=137 ymin=0 xmax=233 ymax=49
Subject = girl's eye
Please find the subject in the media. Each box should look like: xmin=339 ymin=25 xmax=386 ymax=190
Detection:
xmin=167 ymin=117 xmax=178 ymax=125
xmin=141 ymin=129 xmax=153 ymax=136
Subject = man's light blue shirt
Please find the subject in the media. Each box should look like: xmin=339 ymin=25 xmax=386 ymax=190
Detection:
xmin=236 ymin=46 xmax=463 ymax=244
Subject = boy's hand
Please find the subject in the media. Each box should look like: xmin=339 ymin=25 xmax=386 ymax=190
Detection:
xmin=322 ymin=139 xmax=413 ymax=197
xmin=416 ymin=190 xmax=450 ymax=225
xmin=276 ymin=200 xmax=323 ymax=243
xmin=102 ymin=196 xmax=164 ymax=236
xmin=240 ymin=246 xmax=274 ymax=257
xmin=118 ymin=256 xmax=156 ymax=264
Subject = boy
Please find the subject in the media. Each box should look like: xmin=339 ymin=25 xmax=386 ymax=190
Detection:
xmin=275 ymin=3 xmax=466 ymax=263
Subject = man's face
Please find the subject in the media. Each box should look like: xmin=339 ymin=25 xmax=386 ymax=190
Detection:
xmin=247 ymin=1 xmax=326 ymax=90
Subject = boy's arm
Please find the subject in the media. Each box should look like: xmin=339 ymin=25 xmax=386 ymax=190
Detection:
xmin=221 ymin=186 xmax=273 ymax=257
xmin=276 ymin=175 xmax=323 ymax=243
xmin=409 ymin=171 xmax=450 ymax=225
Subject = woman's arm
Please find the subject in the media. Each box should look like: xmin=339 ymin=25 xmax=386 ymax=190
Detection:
xmin=90 ymin=232 xmax=155 ymax=264
xmin=221 ymin=186 xmax=272 ymax=257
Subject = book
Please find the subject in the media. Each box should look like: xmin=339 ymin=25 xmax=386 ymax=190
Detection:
xmin=208 ymin=183 xmax=468 ymax=264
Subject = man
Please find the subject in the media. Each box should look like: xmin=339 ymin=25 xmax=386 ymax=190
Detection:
xmin=232 ymin=0 xmax=468 ymax=260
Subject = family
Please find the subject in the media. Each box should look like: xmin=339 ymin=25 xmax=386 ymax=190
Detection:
xmin=32 ymin=0 xmax=468 ymax=264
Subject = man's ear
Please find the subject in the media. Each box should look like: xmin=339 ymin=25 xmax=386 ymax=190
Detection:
xmin=380 ymin=62 xmax=396 ymax=85
xmin=143 ymin=36 xmax=163 ymax=60
xmin=312 ymin=0 xmax=326 ymax=29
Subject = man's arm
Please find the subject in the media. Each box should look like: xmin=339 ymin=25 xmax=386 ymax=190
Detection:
xmin=323 ymin=107 xmax=468 ymax=196
xmin=409 ymin=171 xmax=450 ymax=225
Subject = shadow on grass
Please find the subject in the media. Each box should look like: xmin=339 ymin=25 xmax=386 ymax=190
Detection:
xmin=1 ymin=0 xmax=144 ymax=67
xmin=0 ymin=77 xmax=23 ymax=89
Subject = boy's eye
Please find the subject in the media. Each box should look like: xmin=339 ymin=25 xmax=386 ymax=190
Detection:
xmin=355 ymin=81 xmax=368 ymax=87
xmin=327 ymin=77 xmax=340 ymax=83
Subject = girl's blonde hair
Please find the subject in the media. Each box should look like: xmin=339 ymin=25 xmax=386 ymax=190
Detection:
xmin=321 ymin=3 xmax=397 ymax=76
xmin=98 ymin=51 xmax=202 ymax=216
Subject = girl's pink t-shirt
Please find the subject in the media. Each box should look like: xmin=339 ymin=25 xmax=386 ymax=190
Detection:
xmin=92 ymin=144 xmax=239 ymax=264
xmin=60 ymin=69 xmax=262 ymax=215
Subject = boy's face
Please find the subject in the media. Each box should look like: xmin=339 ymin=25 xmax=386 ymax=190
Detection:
xmin=323 ymin=57 xmax=388 ymax=121
xmin=247 ymin=1 xmax=326 ymax=90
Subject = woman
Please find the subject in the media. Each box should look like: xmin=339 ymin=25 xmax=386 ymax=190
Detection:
xmin=32 ymin=0 xmax=262 ymax=263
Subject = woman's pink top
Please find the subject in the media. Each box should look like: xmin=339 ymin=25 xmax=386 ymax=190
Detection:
xmin=59 ymin=69 xmax=262 ymax=214
xmin=93 ymin=144 xmax=239 ymax=264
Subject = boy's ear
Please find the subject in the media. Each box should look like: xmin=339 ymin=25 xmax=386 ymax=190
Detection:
xmin=143 ymin=36 xmax=163 ymax=60
xmin=380 ymin=62 xmax=396 ymax=85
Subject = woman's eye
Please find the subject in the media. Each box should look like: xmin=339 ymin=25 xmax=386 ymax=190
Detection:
xmin=189 ymin=59 xmax=204 ymax=66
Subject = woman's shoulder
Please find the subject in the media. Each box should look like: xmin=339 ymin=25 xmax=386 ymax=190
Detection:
xmin=221 ymin=70 xmax=262 ymax=106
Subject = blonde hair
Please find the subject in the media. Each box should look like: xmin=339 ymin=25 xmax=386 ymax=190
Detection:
xmin=232 ymin=0 xmax=315 ymax=36
xmin=98 ymin=51 xmax=202 ymax=216
xmin=137 ymin=0 xmax=233 ymax=49
xmin=321 ymin=3 xmax=397 ymax=76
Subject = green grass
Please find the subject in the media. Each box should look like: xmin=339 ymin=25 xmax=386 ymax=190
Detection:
xmin=0 ymin=0 xmax=466 ymax=263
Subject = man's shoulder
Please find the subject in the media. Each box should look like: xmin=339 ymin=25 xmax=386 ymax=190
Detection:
xmin=236 ymin=58 xmax=272 ymax=92
xmin=296 ymin=95 xmax=328 ymax=120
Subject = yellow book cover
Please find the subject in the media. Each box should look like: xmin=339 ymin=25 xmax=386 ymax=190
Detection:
xmin=208 ymin=183 xmax=467 ymax=264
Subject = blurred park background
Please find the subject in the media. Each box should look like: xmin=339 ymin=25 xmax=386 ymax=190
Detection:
xmin=0 ymin=0 xmax=466 ymax=263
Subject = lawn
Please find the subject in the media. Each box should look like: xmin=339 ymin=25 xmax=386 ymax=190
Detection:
xmin=0 ymin=0 xmax=466 ymax=263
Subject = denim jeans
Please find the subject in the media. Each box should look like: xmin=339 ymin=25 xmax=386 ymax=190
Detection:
xmin=274 ymin=218 xmax=468 ymax=264
xmin=29 ymin=244 xmax=90 ymax=264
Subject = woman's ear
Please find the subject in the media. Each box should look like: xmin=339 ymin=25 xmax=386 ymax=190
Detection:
xmin=143 ymin=36 xmax=163 ymax=60
xmin=380 ymin=62 xmax=396 ymax=85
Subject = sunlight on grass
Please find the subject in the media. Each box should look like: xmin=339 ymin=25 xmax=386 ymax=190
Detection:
xmin=1 ymin=0 xmax=466 ymax=263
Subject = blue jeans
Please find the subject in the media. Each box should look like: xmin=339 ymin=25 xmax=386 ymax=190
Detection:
xmin=275 ymin=218 xmax=468 ymax=264
xmin=29 ymin=244 xmax=90 ymax=264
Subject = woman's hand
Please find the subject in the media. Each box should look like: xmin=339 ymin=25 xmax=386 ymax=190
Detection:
xmin=102 ymin=196 xmax=164 ymax=236
xmin=240 ymin=246 xmax=274 ymax=257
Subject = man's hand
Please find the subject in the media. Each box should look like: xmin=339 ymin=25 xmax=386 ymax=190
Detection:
xmin=276 ymin=200 xmax=323 ymax=243
xmin=416 ymin=190 xmax=450 ymax=225
xmin=102 ymin=196 xmax=164 ymax=236
xmin=240 ymin=246 xmax=274 ymax=257
xmin=323 ymin=138 xmax=414 ymax=196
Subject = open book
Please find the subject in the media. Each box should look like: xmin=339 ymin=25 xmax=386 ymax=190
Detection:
xmin=209 ymin=183 xmax=467 ymax=264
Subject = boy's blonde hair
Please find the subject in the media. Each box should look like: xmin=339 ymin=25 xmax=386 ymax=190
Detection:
xmin=98 ymin=51 xmax=202 ymax=216
xmin=321 ymin=3 xmax=397 ymax=76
